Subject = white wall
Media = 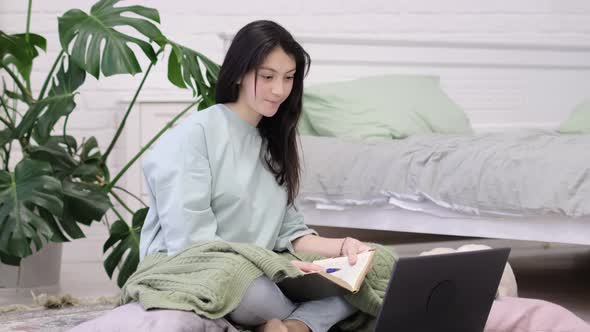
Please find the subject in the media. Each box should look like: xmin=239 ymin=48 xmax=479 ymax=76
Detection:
xmin=2 ymin=0 xmax=590 ymax=280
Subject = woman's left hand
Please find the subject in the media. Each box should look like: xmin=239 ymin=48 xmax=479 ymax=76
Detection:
xmin=340 ymin=237 xmax=372 ymax=265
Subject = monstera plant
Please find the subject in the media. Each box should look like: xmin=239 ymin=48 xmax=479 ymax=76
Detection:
xmin=0 ymin=0 xmax=220 ymax=287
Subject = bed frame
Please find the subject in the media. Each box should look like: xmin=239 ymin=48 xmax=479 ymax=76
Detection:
xmin=299 ymin=203 xmax=590 ymax=246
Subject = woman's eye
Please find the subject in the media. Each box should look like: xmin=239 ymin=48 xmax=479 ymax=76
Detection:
xmin=261 ymin=75 xmax=273 ymax=80
xmin=286 ymin=76 xmax=294 ymax=80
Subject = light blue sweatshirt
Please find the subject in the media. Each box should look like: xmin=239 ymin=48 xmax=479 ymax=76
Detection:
xmin=139 ymin=103 xmax=316 ymax=259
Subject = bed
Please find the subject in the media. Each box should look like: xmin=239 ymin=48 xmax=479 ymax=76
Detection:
xmin=219 ymin=33 xmax=590 ymax=246
xmin=296 ymin=133 xmax=590 ymax=245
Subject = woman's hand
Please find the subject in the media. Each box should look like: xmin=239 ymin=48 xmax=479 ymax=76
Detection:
xmin=340 ymin=237 xmax=372 ymax=265
xmin=291 ymin=260 xmax=324 ymax=273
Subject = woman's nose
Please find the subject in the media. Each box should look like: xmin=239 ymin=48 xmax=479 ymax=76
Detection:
xmin=271 ymin=81 xmax=284 ymax=96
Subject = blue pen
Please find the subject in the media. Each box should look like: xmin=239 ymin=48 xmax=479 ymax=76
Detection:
xmin=326 ymin=268 xmax=341 ymax=273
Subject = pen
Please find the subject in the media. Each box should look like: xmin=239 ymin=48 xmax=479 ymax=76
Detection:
xmin=326 ymin=268 xmax=341 ymax=273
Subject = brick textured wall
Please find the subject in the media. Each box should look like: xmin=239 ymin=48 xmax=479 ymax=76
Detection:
xmin=2 ymin=0 xmax=590 ymax=279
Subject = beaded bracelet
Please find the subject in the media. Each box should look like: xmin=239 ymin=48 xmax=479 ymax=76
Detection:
xmin=339 ymin=237 xmax=350 ymax=257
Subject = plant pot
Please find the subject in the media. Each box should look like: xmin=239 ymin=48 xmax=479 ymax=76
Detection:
xmin=0 ymin=242 xmax=62 ymax=289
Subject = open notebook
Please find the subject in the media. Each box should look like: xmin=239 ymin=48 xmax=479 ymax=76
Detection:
xmin=278 ymin=250 xmax=375 ymax=302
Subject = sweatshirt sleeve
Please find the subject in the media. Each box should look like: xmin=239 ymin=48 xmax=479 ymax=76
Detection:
xmin=274 ymin=203 xmax=318 ymax=253
xmin=142 ymin=121 xmax=221 ymax=256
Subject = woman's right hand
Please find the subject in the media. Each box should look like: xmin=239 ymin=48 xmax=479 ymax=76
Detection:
xmin=291 ymin=260 xmax=324 ymax=273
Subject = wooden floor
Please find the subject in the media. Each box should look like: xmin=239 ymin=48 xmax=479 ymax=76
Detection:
xmin=1 ymin=229 xmax=589 ymax=323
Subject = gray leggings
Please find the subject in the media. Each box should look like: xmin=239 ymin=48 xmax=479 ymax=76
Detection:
xmin=229 ymin=276 xmax=357 ymax=332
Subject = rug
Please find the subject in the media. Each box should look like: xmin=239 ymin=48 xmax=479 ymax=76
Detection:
xmin=0 ymin=303 xmax=116 ymax=332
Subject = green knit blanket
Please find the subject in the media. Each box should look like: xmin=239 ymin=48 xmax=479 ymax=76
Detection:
xmin=121 ymin=241 xmax=397 ymax=331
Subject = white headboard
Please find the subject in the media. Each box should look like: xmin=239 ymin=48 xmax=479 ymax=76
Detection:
xmin=220 ymin=33 xmax=590 ymax=132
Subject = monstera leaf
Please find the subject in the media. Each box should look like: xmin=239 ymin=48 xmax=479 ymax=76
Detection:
xmin=30 ymin=136 xmax=105 ymax=181
xmin=24 ymin=133 xmax=110 ymax=239
xmin=58 ymin=0 xmax=165 ymax=78
xmin=27 ymin=136 xmax=111 ymax=226
xmin=71 ymin=137 xmax=105 ymax=182
xmin=62 ymin=179 xmax=111 ymax=227
xmin=16 ymin=56 xmax=85 ymax=143
xmin=0 ymin=159 xmax=63 ymax=264
xmin=167 ymin=41 xmax=220 ymax=108
xmin=0 ymin=31 xmax=46 ymax=82
xmin=28 ymin=138 xmax=77 ymax=179
xmin=103 ymin=207 xmax=147 ymax=287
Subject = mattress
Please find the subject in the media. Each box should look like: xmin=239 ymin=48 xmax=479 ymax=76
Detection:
xmin=299 ymin=131 xmax=590 ymax=218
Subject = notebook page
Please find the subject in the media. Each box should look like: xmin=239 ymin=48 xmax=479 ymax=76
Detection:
xmin=313 ymin=251 xmax=373 ymax=288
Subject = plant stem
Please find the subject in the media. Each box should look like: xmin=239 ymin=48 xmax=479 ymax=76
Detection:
xmin=110 ymin=190 xmax=134 ymax=215
xmin=112 ymin=185 xmax=148 ymax=207
xmin=25 ymin=0 xmax=32 ymax=43
xmin=102 ymin=213 xmax=111 ymax=230
xmin=2 ymin=97 xmax=14 ymax=170
xmin=0 ymin=97 xmax=15 ymax=127
xmin=0 ymin=64 xmax=32 ymax=104
xmin=63 ymin=115 xmax=73 ymax=155
xmin=106 ymin=99 xmax=200 ymax=191
xmin=101 ymin=48 xmax=164 ymax=165
xmin=1 ymin=146 xmax=9 ymax=170
xmin=110 ymin=206 xmax=127 ymax=226
xmin=1 ymin=96 xmax=15 ymax=170
xmin=38 ymin=51 xmax=64 ymax=101
xmin=24 ymin=0 xmax=33 ymax=91
xmin=5 ymin=141 xmax=12 ymax=170
xmin=0 ymin=116 xmax=12 ymax=129
xmin=11 ymin=81 xmax=17 ymax=119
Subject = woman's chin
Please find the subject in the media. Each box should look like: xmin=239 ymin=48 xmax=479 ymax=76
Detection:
xmin=259 ymin=107 xmax=280 ymax=118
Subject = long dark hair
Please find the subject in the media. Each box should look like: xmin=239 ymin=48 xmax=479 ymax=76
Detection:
xmin=216 ymin=20 xmax=311 ymax=207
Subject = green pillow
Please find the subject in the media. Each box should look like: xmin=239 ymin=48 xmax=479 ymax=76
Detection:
xmin=558 ymin=100 xmax=590 ymax=134
xmin=300 ymin=74 xmax=472 ymax=138
xmin=297 ymin=105 xmax=319 ymax=135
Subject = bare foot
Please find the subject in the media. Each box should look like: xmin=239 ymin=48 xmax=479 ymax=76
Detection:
xmin=255 ymin=319 xmax=288 ymax=332
xmin=283 ymin=319 xmax=311 ymax=332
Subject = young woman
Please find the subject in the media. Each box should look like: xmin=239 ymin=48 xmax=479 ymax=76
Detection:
xmin=138 ymin=20 xmax=369 ymax=332
xmin=90 ymin=20 xmax=588 ymax=332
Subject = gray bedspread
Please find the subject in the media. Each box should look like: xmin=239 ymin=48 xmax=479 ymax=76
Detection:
xmin=299 ymin=130 xmax=590 ymax=217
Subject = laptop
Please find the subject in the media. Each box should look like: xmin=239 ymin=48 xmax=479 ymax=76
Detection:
xmin=373 ymin=247 xmax=511 ymax=332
